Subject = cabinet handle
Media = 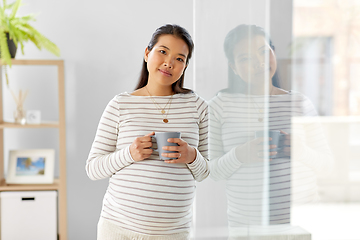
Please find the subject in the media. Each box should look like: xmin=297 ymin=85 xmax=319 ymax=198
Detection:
xmin=21 ymin=197 xmax=35 ymax=201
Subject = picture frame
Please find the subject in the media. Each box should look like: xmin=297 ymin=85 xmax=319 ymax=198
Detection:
xmin=26 ymin=110 xmax=41 ymax=124
xmin=6 ymin=149 xmax=55 ymax=184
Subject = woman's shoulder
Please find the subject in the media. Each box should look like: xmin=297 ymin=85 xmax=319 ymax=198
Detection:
xmin=177 ymin=91 xmax=207 ymax=103
xmin=107 ymin=92 xmax=145 ymax=106
xmin=116 ymin=92 xmax=132 ymax=97
xmin=112 ymin=92 xmax=146 ymax=100
xmin=109 ymin=92 xmax=127 ymax=101
xmin=175 ymin=92 xmax=208 ymax=116
xmin=210 ymin=91 xmax=248 ymax=103
xmin=287 ymin=90 xmax=312 ymax=102
xmin=288 ymin=91 xmax=318 ymax=113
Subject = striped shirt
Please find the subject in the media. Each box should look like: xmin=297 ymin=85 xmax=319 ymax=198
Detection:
xmin=86 ymin=92 xmax=209 ymax=235
xmin=209 ymin=91 xmax=333 ymax=229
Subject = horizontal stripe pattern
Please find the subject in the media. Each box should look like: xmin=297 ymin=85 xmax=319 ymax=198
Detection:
xmin=86 ymin=92 xmax=209 ymax=235
xmin=208 ymin=91 xmax=333 ymax=228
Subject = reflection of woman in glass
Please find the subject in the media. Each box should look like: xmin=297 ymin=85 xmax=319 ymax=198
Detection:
xmin=86 ymin=24 xmax=209 ymax=240
xmin=209 ymin=24 xmax=333 ymax=237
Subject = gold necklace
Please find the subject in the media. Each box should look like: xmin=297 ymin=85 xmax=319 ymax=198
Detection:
xmin=250 ymin=98 xmax=265 ymax=122
xmin=145 ymin=86 xmax=172 ymax=114
xmin=249 ymin=86 xmax=276 ymax=122
xmin=145 ymin=86 xmax=173 ymax=123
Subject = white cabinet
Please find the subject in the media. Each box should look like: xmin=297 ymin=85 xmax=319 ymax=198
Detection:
xmin=0 ymin=191 xmax=57 ymax=240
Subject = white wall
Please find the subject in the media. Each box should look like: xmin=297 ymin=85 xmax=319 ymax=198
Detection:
xmin=2 ymin=0 xmax=293 ymax=239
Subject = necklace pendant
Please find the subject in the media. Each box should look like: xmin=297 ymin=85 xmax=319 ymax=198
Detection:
xmin=258 ymin=118 xmax=263 ymax=122
xmin=161 ymin=110 xmax=165 ymax=114
xmin=163 ymin=119 xmax=169 ymax=123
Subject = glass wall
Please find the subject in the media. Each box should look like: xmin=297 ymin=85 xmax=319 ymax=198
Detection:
xmin=193 ymin=0 xmax=360 ymax=239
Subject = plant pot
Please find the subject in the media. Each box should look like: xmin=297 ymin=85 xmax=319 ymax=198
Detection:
xmin=6 ymin=33 xmax=17 ymax=58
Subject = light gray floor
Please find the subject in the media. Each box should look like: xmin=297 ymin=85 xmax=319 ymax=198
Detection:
xmin=292 ymin=203 xmax=360 ymax=240
xmin=191 ymin=203 xmax=360 ymax=240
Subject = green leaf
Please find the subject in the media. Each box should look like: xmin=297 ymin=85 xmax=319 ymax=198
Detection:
xmin=9 ymin=0 xmax=21 ymax=19
xmin=23 ymin=23 xmax=60 ymax=56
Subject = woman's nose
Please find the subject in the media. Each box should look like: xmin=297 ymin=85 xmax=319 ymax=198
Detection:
xmin=255 ymin=61 xmax=265 ymax=69
xmin=254 ymin=55 xmax=264 ymax=69
xmin=163 ymin=57 xmax=174 ymax=68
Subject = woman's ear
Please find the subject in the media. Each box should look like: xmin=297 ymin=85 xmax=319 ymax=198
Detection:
xmin=144 ymin=47 xmax=150 ymax=62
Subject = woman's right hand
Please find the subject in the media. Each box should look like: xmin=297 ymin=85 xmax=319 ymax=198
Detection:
xmin=235 ymin=137 xmax=278 ymax=163
xmin=129 ymin=132 xmax=154 ymax=162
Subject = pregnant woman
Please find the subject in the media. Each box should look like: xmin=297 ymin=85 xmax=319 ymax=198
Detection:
xmin=86 ymin=24 xmax=209 ymax=240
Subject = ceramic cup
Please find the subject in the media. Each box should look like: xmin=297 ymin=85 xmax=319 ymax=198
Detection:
xmin=151 ymin=132 xmax=181 ymax=160
xmin=255 ymin=130 xmax=285 ymax=158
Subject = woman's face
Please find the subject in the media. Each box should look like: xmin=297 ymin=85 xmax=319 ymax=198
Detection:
xmin=231 ymin=35 xmax=277 ymax=86
xmin=144 ymin=34 xmax=189 ymax=88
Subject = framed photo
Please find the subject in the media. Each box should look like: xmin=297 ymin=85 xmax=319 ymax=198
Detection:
xmin=26 ymin=110 xmax=41 ymax=124
xmin=7 ymin=149 xmax=55 ymax=184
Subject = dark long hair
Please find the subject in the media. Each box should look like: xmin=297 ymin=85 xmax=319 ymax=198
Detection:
xmin=222 ymin=24 xmax=280 ymax=93
xmin=135 ymin=24 xmax=194 ymax=94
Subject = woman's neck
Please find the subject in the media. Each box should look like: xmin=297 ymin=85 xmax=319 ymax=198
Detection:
xmin=131 ymin=82 xmax=174 ymax=96
xmin=246 ymin=83 xmax=275 ymax=95
xmin=145 ymin=84 xmax=174 ymax=96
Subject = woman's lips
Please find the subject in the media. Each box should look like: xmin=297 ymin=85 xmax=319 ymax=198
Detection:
xmin=255 ymin=67 xmax=271 ymax=75
xmin=159 ymin=69 xmax=172 ymax=76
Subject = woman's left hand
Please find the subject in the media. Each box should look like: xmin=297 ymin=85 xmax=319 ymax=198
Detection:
xmin=161 ymin=138 xmax=196 ymax=164
xmin=279 ymin=130 xmax=291 ymax=158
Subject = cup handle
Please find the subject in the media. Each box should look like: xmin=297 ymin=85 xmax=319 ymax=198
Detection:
xmin=150 ymin=135 xmax=158 ymax=153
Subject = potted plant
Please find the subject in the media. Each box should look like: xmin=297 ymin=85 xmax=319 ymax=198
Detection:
xmin=0 ymin=0 xmax=60 ymax=85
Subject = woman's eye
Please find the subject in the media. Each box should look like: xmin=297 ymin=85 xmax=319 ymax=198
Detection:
xmin=160 ymin=50 xmax=166 ymax=54
xmin=177 ymin=58 xmax=184 ymax=62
